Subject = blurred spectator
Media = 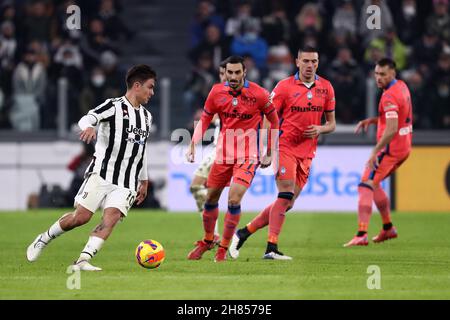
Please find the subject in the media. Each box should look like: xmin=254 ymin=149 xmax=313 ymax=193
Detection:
xmin=432 ymin=52 xmax=450 ymax=85
xmin=10 ymin=47 xmax=47 ymax=131
xmin=183 ymin=52 xmax=215 ymax=114
xmin=425 ymin=0 xmax=450 ymax=43
xmin=189 ymin=23 xmax=230 ymax=70
xmin=295 ymin=3 xmax=323 ymax=35
xmin=402 ymin=69 xmax=428 ymax=128
xmin=230 ymin=19 xmax=268 ymax=70
xmin=190 ymin=0 xmax=225 ymax=48
xmin=28 ymin=40 xmax=51 ymax=68
xmin=290 ymin=3 xmax=324 ymax=57
xmin=243 ymin=55 xmax=261 ymax=84
xmin=332 ymin=0 xmax=357 ymax=38
xmin=365 ymin=28 xmax=408 ymax=71
xmin=52 ymin=38 xmax=84 ymax=126
xmin=79 ymin=66 xmax=117 ymax=115
xmin=430 ymin=78 xmax=450 ymax=129
xmin=359 ymin=0 xmax=394 ymax=47
xmin=80 ymin=17 xmax=118 ymax=69
xmin=429 ymin=52 xmax=450 ymax=128
xmin=363 ymin=45 xmax=384 ymax=75
xmin=393 ymin=0 xmax=421 ymax=46
xmin=411 ymin=30 xmax=442 ymax=78
xmin=98 ymin=0 xmax=131 ymax=41
xmin=225 ymin=0 xmax=261 ymax=37
xmin=261 ymin=2 xmax=290 ymax=46
xmin=0 ymin=21 xmax=17 ymax=97
xmin=263 ymin=44 xmax=292 ymax=89
xmin=327 ymin=47 xmax=365 ymax=123
xmin=23 ymin=0 xmax=57 ymax=45
xmin=100 ymin=50 xmax=122 ymax=95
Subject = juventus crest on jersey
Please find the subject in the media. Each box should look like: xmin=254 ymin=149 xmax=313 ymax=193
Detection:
xmin=84 ymin=96 xmax=152 ymax=192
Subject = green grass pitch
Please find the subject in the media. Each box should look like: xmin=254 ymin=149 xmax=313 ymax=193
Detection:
xmin=1 ymin=209 xmax=449 ymax=299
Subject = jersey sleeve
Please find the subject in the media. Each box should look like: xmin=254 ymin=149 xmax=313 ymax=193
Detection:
xmin=258 ymin=88 xmax=278 ymax=119
xmin=87 ymin=99 xmax=116 ymax=124
xmin=203 ymin=86 xmax=219 ymax=116
xmin=138 ymin=146 xmax=148 ymax=181
xmin=380 ymin=92 xmax=400 ymax=118
xmin=325 ymin=82 xmax=336 ymax=112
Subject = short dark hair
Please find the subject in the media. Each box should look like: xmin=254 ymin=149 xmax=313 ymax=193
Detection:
xmin=223 ymin=55 xmax=246 ymax=71
xmin=126 ymin=64 xmax=157 ymax=89
xmin=376 ymin=58 xmax=396 ymax=70
xmin=219 ymin=59 xmax=227 ymax=69
xmin=298 ymin=45 xmax=319 ymax=56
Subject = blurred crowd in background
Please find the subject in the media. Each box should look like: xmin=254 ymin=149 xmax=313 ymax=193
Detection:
xmin=185 ymin=0 xmax=450 ymax=129
xmin=0 ymin=0 xmax=130 ymax=131
xmin=0 ymin=0 xmax=449 ymax=132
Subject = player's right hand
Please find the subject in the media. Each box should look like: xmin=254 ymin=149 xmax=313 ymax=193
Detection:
xmin=355 ymin=119 xmax=371 ymax=134
xmin=79 ymin=127 xmax=96 ymax=144
xmin=186 ymin=143 xmax=195 ymax=163
xmin=260 ymin=154 xmax=272 ymax=168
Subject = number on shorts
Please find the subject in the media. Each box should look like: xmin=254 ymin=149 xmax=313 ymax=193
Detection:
xmin=126 ymin=192 xmax=136 ymax=207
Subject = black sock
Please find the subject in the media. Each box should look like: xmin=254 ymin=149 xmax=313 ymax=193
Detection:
xmin=357 ymin=231 xmax=367 ymax=237
xmin=204 ymin=239 xmax=213 ymax=245
xmin=238 ymin=227 xmax=251 ymax=239
xmin=266 ymin=242 xmax=278 ymax=254
xmin=383 ymin=223 xmax=393 ymax=231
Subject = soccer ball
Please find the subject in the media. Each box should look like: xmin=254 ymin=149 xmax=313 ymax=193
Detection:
xmin=135 ymin=239 xmax=165 ymax=269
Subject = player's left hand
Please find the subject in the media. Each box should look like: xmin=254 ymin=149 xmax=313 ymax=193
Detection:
xmin=366 ymin=153 xmax=379 ymax=171
xmin=135 ymin=180 xmax=148 ymax=205
xmin=303 ymin=125 xmax=322 ymax=139
xmin=260 ymin=154 xmax=272 ymax=168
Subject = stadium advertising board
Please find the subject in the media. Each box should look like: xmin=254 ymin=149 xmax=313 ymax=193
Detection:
xmin=396 ymin=147 xmax=450 ymax=212
xmin=168 ymin=145 xmax=389 ymax=212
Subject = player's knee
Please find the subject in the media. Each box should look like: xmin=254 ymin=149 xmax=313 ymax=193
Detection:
xmin=189 ymin=184 xmax=202 ymax=194
xmin=228 ymin=198 xmax=241 ymax=207
xmin=190 ymin=184 xmax=206 ymax=197
xmin=206 ymin=190 xmax=221 ymax=204
xmin=359 ymin=180 xmax=375 ymax=190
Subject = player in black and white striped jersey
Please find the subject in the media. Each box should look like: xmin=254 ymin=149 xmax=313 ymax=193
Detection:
xmin=26 ymin=65 xmax=156 ymax=271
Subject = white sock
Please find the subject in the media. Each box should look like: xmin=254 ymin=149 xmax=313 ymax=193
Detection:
xmin=41 ymin=220 xmax=65 ymax=243
xmin=77 ymin=236 xmax=104 ymax=263
xmin=214 ymin=220 xmax=219 ymax=236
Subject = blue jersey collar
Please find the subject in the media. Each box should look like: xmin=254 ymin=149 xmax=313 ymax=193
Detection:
xmin=386 ymin=79 xmax=397 ymax=90
xmin=295 ymin=72 xmax=319 ymax=81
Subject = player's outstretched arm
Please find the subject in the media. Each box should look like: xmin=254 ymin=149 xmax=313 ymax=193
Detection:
xmin=135 ymin=180 xmax=148 ymax=205
xmin=366 ymin=117 xmax=398 ymax=170
xmin=260 ymin=103 xmax=279 ymax=168
xmin=355 ymin=117 xmax=378 ymax=134
xmin=78 ymin=114 xmax=98 ymax=144
xmin=186 ymin=111 xmax=215 ymax=162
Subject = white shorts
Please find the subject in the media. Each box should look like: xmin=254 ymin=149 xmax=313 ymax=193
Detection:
xmin=193 ymin=148 xmax=216 ymax=179
xmin=74 ymin=174 xmax=137 ymax=216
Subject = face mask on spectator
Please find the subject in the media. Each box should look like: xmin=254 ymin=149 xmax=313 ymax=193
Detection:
xmin=243 ymin=32 xmax=257 ymax=42
xmin=403 ymin=5 xmax=416 ymax=17
xmin=92 ymin=74 xmax=105 ymax=87
xmin=438 ymin=84 xmax=449 ymax=97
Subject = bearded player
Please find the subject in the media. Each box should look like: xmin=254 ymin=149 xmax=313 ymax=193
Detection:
xmin=189 ymin=61 xmax=227 ymax=244
xmin=186 ymin=55 xmax=279 ymax=262
xmin=344 ymin=58 xmax=413 ymax=247
xmin=230 ymin=46 xmax=336 ymax=260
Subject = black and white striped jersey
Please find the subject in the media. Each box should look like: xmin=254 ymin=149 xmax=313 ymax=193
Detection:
xmin=83 ymin=96 xmax=152 ymax=192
